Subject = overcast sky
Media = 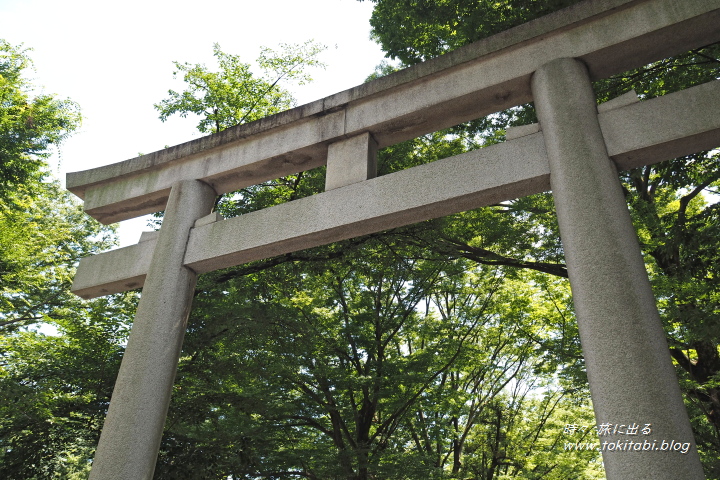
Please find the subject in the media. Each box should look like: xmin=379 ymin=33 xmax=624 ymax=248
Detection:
xmin=1 ymin=0 xmax=387 ymax=245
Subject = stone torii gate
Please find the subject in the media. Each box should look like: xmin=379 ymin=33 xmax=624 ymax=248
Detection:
xmin=68 ymin=0 xmax=720 ymax=478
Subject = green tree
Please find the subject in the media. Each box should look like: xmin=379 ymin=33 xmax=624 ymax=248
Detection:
xmin=155 ymin=41 xmax=326 ymax=134
xmin=0 ymin=291 xmax=135 ymax=479
xmin=0 ymin=40 xmax=100 ymax=334
xmin=0 ymin=182 xmax=116 ymax=333
xmin=156 ymin=230 xmax=597 ymax=479
xmin=0 ymin=162 xmax=138 ymax=480
xmin=158 ymin=1 xmax=719 ymax=476
xmin=0 ymin=40 xmax=137 ymax=479
xmin=62 ymin=3 xmax=713 ymax=478
xmin=143 ymin=33 xmax=592 ymax=476
xmin=144 ymin=92 xmax=590 ymax=477
xmin=361 ymin=0 xmax=720 ymax=474
xmin=361 ymin=0 xmax=582 ymax=65
xmin=0 ymin=40 xmax=81 ymax=200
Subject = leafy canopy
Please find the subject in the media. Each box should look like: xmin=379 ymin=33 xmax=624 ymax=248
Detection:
xmin=0 ymin=182 xmax=116 ymax=334
xmin=360 ymin=0 xmax=582 ymax=64
xmin=154 ymin=41 xmax=326 ymax=134
xmin=0 ymin=40 xmax=81 ymax=200
xmin=0 ymin=39 xmax=138 ymax=480
xmin=362 ymin=0 xmax=720 ymax=474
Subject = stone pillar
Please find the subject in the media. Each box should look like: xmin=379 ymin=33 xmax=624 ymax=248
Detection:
xmin=89 ymin=180 xmax=216 ymax=480
xmin=325 ymin=132 xmax=378 ymax=191
xmin=531 ymin=58 xmax=703 ymax=479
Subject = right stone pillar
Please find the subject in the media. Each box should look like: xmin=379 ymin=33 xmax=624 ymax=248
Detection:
xmin=531 ymin=58 xmax=704 ymax=479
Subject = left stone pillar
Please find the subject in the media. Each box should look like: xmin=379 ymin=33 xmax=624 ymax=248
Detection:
xmin=89 ymin=180 xmax=216 ymax=480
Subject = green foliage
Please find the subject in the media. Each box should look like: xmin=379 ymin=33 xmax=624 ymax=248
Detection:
xmin=0 ymin=163 xmax=140 ymax=480
xmin=0 ymin=293 xmax=134 ymax=479
xmin=361 ymin=0 xmax=720 ymax=475
xmin=155 ymin=229 xmax=597 ymax=478
xmin=154 ymin=41 xmax=326 ymax=134
xmin=595 ymin=44 xmax=720 ymax=102
xmin=3 ymin=2 xmax=716 ymax=478
xmin=147 ymin=96 xmax=592 ymax=476
xmin=0 ymin=180 xmax=138 ymax=478
xmin=594 ymin=43 xmax=720 ymax=476
xmin=0 ymin=164 xmax=135 ymax=480
xmin=622 ymin=150 xmax=720 ymax=474
xmin=360 ymin=0 xmax=582 ymax=64
xmin=0 ymin=40 xmax=81 ymax=200
xmin=0 ymin=182 xmax=115 ymax=333
xmin=0 ymin=41 xmax=138 ymax=479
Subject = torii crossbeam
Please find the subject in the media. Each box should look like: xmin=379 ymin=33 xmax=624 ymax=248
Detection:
xmin=67 ymin=0 xmax=720 ymax=478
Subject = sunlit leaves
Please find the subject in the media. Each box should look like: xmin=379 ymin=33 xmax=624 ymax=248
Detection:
xmin=363 ymin=0 xmax=582 ymax=64
xmin=0 ymin=293 xmax=134 ymax=479
xmin=0 ymin=40 xmax=81 ymax=200
xmin=0 ymin=183 xmax=115 ymax=333
xmin=0 ymin=41 xmax=136 ymax=477
xmin=0 ymin=183 xmax=136 ymax=478
xmin=154 ymin=40 xmax=326 ymax=134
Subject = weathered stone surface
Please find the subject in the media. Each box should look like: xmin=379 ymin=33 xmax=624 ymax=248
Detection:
xmin=325 ymin=132 xmax=378 ymax=191
xmin=70 ymin=239 xmax=154 ymax=299
xmin=67 ymin=0 xmax=720 ymax=224
xmin=67 ymin=3 xmax=720 ymax=478
xmin=532 ymin=57 xmax=703 ymax=479
xmin=601 ymin=79 xmax=720 ymax=171
xmin=88 ymin=180 xmax=216 ymax=480
xmin=597 ymin=90 xmax=639 ymax=113
xmin=505 ymin=123 xmax=540 ymax=140
xmin=71 ymin=80 xmax=720 ymax=299
xmin=184 ymin=133 xmax=549 ymax=274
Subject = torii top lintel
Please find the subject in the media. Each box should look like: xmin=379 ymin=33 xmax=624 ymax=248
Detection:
xmin=66 ymin=0 xmax=720 ymax=225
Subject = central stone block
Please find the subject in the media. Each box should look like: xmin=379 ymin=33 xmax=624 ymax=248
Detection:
xmin=325 ymin=132 xmax=378 ymax=191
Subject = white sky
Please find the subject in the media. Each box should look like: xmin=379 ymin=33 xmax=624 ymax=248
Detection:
xmin=0 ymin=0 xmax=386 ymax=246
